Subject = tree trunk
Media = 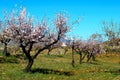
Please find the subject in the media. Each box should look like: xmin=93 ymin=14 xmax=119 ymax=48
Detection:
xmin=79 ymin=53 xmax=82 ymax=64
xmin=92 ymin=54 xmax=96 ymax=61
xmin=81 ymin=53 xmax=87 ymax=61
xmin=24 ymin=59 xmax=34 ymax=73
xmin=86 ymin=53 xmax=92 ymax=62
xmin=4 ymin=43 xmax=10 ymax=57
xmin=47 ymin=48 xmax=51 ymax=55
xmin=64 ymin=48 xmax=68 ymax=55
xmin=20 ymin=43 xmax=34 ymax=73
xmin=72 ymin=47 xmax=75 ymax=67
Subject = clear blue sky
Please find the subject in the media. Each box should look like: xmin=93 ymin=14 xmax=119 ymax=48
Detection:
xmin=0 ymin=0 xmax=120 ymax=40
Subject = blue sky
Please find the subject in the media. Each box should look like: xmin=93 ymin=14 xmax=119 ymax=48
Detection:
xmin=0 ymin=0 xmax=120 ymax=40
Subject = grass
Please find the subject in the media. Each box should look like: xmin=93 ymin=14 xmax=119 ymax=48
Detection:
xmin=0 ymin=50 xmax=120 ymax=80
xmin=0 ymin=52 xmax=19 ymax=63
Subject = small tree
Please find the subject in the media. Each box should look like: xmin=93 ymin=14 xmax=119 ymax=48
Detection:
xmin=0 ymin=21 xmax=11 ymax=56
xmin=86 ymin=41 xmax=102 ymax=62
xmin=76 ymin=41 xmax=89 ymax=63
xmin=102 ymin=20 xmax=120 ymax=53
xmin=71 ymin=40 xmax=75 ymax=67
xmin=86 ymin=34 xmax=103 ymax=62
xmin=4 ymin=7 xmax=70 ymax=73
xmin=102 ymin=21 xmax=120 ymax=43
xmin=71 ymin=38 xmax=102 ymax=65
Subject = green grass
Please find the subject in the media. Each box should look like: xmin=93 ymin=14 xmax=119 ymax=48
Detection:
xmin=0 ymin=51 xmax=120 ymax=80
xmin=0 ymin=52 xmax=19 ymax=63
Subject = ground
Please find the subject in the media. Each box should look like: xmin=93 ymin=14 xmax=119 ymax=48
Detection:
xmin=0 ymin=50 xmax=120 ymax=80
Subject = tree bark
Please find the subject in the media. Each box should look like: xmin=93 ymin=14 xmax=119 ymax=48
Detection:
xmin=72 ymin=47 xmax=75 ymax=67
xmin=86 ymin=53 xmax=92 ymax=62
xmin=64 ymin=47 xmax=68 ymax=55
xmin=4 ymin=43 xmax=10 ymax=56
xmin=20 ymin=43 xmax=34 ymax=73
xmin=91 ymin=54 xmax=96 ymax=61
xmin=81 ymin=52 xmax=87 ymax=61
xmin=79 ymin=53 xmax=82 ymax=64
xmin=24 ymin=59 xmax=34 ymax=73
xmin=47 ymin=47 xmax=51 ymax=55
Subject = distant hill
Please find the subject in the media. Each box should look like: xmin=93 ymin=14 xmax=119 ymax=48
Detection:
xmin=60 ymin=38 xmax=72 ymax=45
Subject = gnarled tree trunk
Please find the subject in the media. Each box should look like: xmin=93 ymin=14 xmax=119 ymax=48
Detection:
xmin=4 ymin=43 xmax=10 ymax=56
xmin=86 ymin=53 xmax=92 ymax=62
xmin=47 ymin=47 xmax=52 ymax=55
xmin=91 ymin=53 xmax=96 ymax=61
xmin=72 ymin=46 xmax=75 ymax=67
xmin=64 ymin=47 xmax=68 ymax=55
xmin=79 ymin=52 xmax=82 ymax=64
xmin=20 ymin=43 xmax=34 ymax=73
xmin=24 ymin=59 xmax=34 ymax=73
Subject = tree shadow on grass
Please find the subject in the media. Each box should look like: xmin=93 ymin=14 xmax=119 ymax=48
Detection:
xmin=87 ymin=62 xmax=101 ymax=65
xmin=102 ymin=69 xmax=120 ymax=76
xmin=0 ymin=56 xmax=19 ymax=63
xmin=31 ymin=68 xmax=75 ymax=76
xmin=82 ymin=61 xmax=101 ymax=65
xmin=89 ymin=69 xmax=120 ymax=76
xmin=109 ymin=69 xmax=120 ymax=75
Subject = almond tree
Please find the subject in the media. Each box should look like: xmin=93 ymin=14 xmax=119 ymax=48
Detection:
xmin=71 ymin=40 xmax=75 ymax=67
xmin=86 ymin=41 xmax=102 ymax=62
xmin=70 ymin=39 xmax=83 ymax=66
xmin=75 ymin=40 xmax=89 ymax=63
xmin=4 ymin=7 xmax=70 ymax=73
xmin=72 ymin=40 xmax=90 ymax=64
xmin=102 ymin=21 xmax=120 ymax=53
xmin=86 ymin=33 xmax=103 ymax=62
xmin=102 ymin=21 xmax=119 ymax=41
xmin=71 ymin=38 xmax=102 ymax=65
xmin=0 ymin=21 xmax=11 ymax=56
